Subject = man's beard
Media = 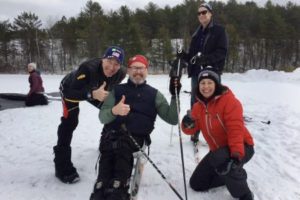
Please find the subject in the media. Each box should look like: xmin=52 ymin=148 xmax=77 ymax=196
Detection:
xmin=129 ymin=76 xmax=145 ymax=85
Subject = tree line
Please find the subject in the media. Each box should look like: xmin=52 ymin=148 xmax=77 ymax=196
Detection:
xmin=0 ymin=0 xmax=299 ymax=74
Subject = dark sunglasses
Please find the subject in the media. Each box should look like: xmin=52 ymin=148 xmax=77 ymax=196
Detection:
xmin=197 ymin=10 xmax=208 ymax=16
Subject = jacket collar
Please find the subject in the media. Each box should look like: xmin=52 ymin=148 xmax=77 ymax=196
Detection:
xmin=192 ymin=20 xmax=214 ymax=38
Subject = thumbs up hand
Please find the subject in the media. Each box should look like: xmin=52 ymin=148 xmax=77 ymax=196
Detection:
xmin=112 ymin=95 xmax=130 ymax=116
xmin=92 ymin=81 xmax=109 ymax=101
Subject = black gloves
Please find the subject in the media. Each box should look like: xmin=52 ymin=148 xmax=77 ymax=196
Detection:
xmin=215 ymin=152 xmax=242 ymax=175
xmin=195 ymin=55 xmax=207 ymax=66
xmin=169 ymin=76 xmax=181 ymax=96
xmin=182 ymin=110 xmax=195 ymax=129
xmin=169 ymin=58 xmax=188 ymax=78
xmin=176 ymin=49 xmax=188 ymax=61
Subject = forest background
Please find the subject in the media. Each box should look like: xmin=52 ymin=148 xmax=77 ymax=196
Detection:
xmin=0 ymin=0 xmax=299 ymax=74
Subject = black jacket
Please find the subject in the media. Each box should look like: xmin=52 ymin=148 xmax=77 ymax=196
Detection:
xmin=187 ymin=21 xmax=228 ymax=77
xmin=60 ymin=58 xmax=126 ymax=108
xmin=106 ymin=79 xmax=158 ymax=136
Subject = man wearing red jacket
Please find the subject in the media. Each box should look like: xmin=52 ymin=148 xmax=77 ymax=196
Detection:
xmin=181 ymin=69 xmax=254 ymax=200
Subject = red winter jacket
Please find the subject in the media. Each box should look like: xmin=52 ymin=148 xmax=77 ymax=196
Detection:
xmin=182 ymin=87 xmax=254 ymax=159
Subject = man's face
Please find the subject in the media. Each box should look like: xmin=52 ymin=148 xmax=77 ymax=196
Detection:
xmin=197 ymin=7 xmax=212 ymax=26
xmin=27 ymin=65 xmax=34 ymax=73
xmin=102 ymin=58 xmax=121 ymax=77
xmin=127 ymin=61 xmax=148 ymax=85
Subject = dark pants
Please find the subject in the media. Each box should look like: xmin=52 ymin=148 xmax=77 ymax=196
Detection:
xmin=54 ymin=99 xmax=79 ymax=171
xmin=25 ymin=93 xmax=48 ymax=106
xmin=92 ymin=131 xmax=145 ymax=200
xmin=56 ymin=100 xmax=79 ymax=147
xmin=190 ymin=76 xmax=198 ymax=108
xmin=190 ymin=145 xmax=254 ymax=198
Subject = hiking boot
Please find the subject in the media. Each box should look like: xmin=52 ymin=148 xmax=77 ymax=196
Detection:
xmin=105 ymin=180 xmax=130 ymax=200
xmin=240 ymin=192 xmax=254 ymax=200
xmin=55 ymin=166 xmax=80 ymax=184
xmin=105 ymin=188 xmax=130 ymax=200
xmin=90 ymin=181 xmax=106 ymax=200
xmin=53 ymin=145 xmax=80 ymax=184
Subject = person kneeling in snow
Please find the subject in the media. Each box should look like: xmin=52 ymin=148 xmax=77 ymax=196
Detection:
xmin=90 ymin=55 xmax=180 ymax=200
xmin=26 ymin=62 xmax=48 ymax=106
xmin=181 ymin=69 xmax=255 ymax=200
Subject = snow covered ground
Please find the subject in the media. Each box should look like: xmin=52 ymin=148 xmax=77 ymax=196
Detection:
xmin=0 ymin=69 xmax=300 ymax=200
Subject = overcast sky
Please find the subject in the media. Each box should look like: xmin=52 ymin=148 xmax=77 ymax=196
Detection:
xmin=0 ymin=0 xmax=298 ymax=27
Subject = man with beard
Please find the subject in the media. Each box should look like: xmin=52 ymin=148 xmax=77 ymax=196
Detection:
xmin=90 ymin=54 xmax=181 ymax=200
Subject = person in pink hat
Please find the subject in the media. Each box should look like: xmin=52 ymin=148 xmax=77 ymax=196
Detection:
xmin=90 ymin=54 xmax=181 ymax=200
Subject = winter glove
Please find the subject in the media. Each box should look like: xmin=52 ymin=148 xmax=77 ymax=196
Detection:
xmin=215 ymin=152 xmax=242 ymax=176
xmin=168 ymin=58 xmax=187 ymax=78
xmin=169 ymin=76 xmax=182 ymax=96
xmin=194 ymin=55 xmax=208 ymax=66
xmin=182 ymin=110 xmax=195 ymax=129
xmin=176 ymin=49 xmax=188 ymax=61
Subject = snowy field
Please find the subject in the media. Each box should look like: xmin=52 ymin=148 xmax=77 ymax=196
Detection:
xmin=0 ymin=69 xmax=300 ymax=200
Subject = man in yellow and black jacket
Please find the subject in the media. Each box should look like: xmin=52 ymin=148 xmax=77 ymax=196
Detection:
xmin=54 ymin=46 xmax=126 ymax=184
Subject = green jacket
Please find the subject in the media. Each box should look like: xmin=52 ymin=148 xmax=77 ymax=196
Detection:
xmin=99 ymin=89 xmax=178 ymax=125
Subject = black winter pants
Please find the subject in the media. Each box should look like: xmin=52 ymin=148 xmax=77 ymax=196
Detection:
xmin=92 ymin=132 xmax=145 ymax=200
xmin=98 ymin=133 xmax=144 ymax=184
xmin=56 ymin=100 xmax=79 ymax=148
xmin=25 ymin=93 xmax=48 ymax=106
xmin=54 ymin=99 xmax=79 ymax=168
xmin=189 ymin=144 xmax=254 ymax=198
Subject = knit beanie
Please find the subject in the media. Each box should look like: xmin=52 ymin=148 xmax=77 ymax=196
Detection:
xmin=199 ymin=2 xmax=213 ymax=12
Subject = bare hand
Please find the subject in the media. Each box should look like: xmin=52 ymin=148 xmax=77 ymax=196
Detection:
xmin=112 ymin=95 xmax=130 ymax=116
xmin=92 ymin=81 xmax=109 ymax=101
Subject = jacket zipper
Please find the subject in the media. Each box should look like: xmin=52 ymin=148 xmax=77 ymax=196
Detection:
xmin=205 ymin=105 xmax=219 ymax=148
xmin=216 ymin=113 xmax=227 ymax=133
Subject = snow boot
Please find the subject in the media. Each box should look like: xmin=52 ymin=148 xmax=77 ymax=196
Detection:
xmin=239 ymin=192 xmax=254 ymax=200
xmin=53 ymin=146 xmax=80 ymax=184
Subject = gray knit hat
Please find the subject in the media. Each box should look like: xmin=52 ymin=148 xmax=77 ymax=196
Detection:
xmin=198 ymin=69 xmax=220 ymax=85
xmin=199 ymin=3 xmax=213 ymax=13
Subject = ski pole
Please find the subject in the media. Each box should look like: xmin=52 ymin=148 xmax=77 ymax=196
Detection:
xmin=43 ymin=93 xmax=61 ymax=101
xmin=46 ymin=96 xmax=61 ymax=101
xmin=174 ymin=48 xmax=188 ymax=200
xmin=121 ymin=124 xmax=184 ymax=200
xmin=169 ymin=46 xmax=183 ymax=147
xmin=169 ymin=125 xmax=174 ymax=146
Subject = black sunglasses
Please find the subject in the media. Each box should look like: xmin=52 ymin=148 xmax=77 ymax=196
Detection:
xmin=197 ymin=10 xmax=208 ymax=16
